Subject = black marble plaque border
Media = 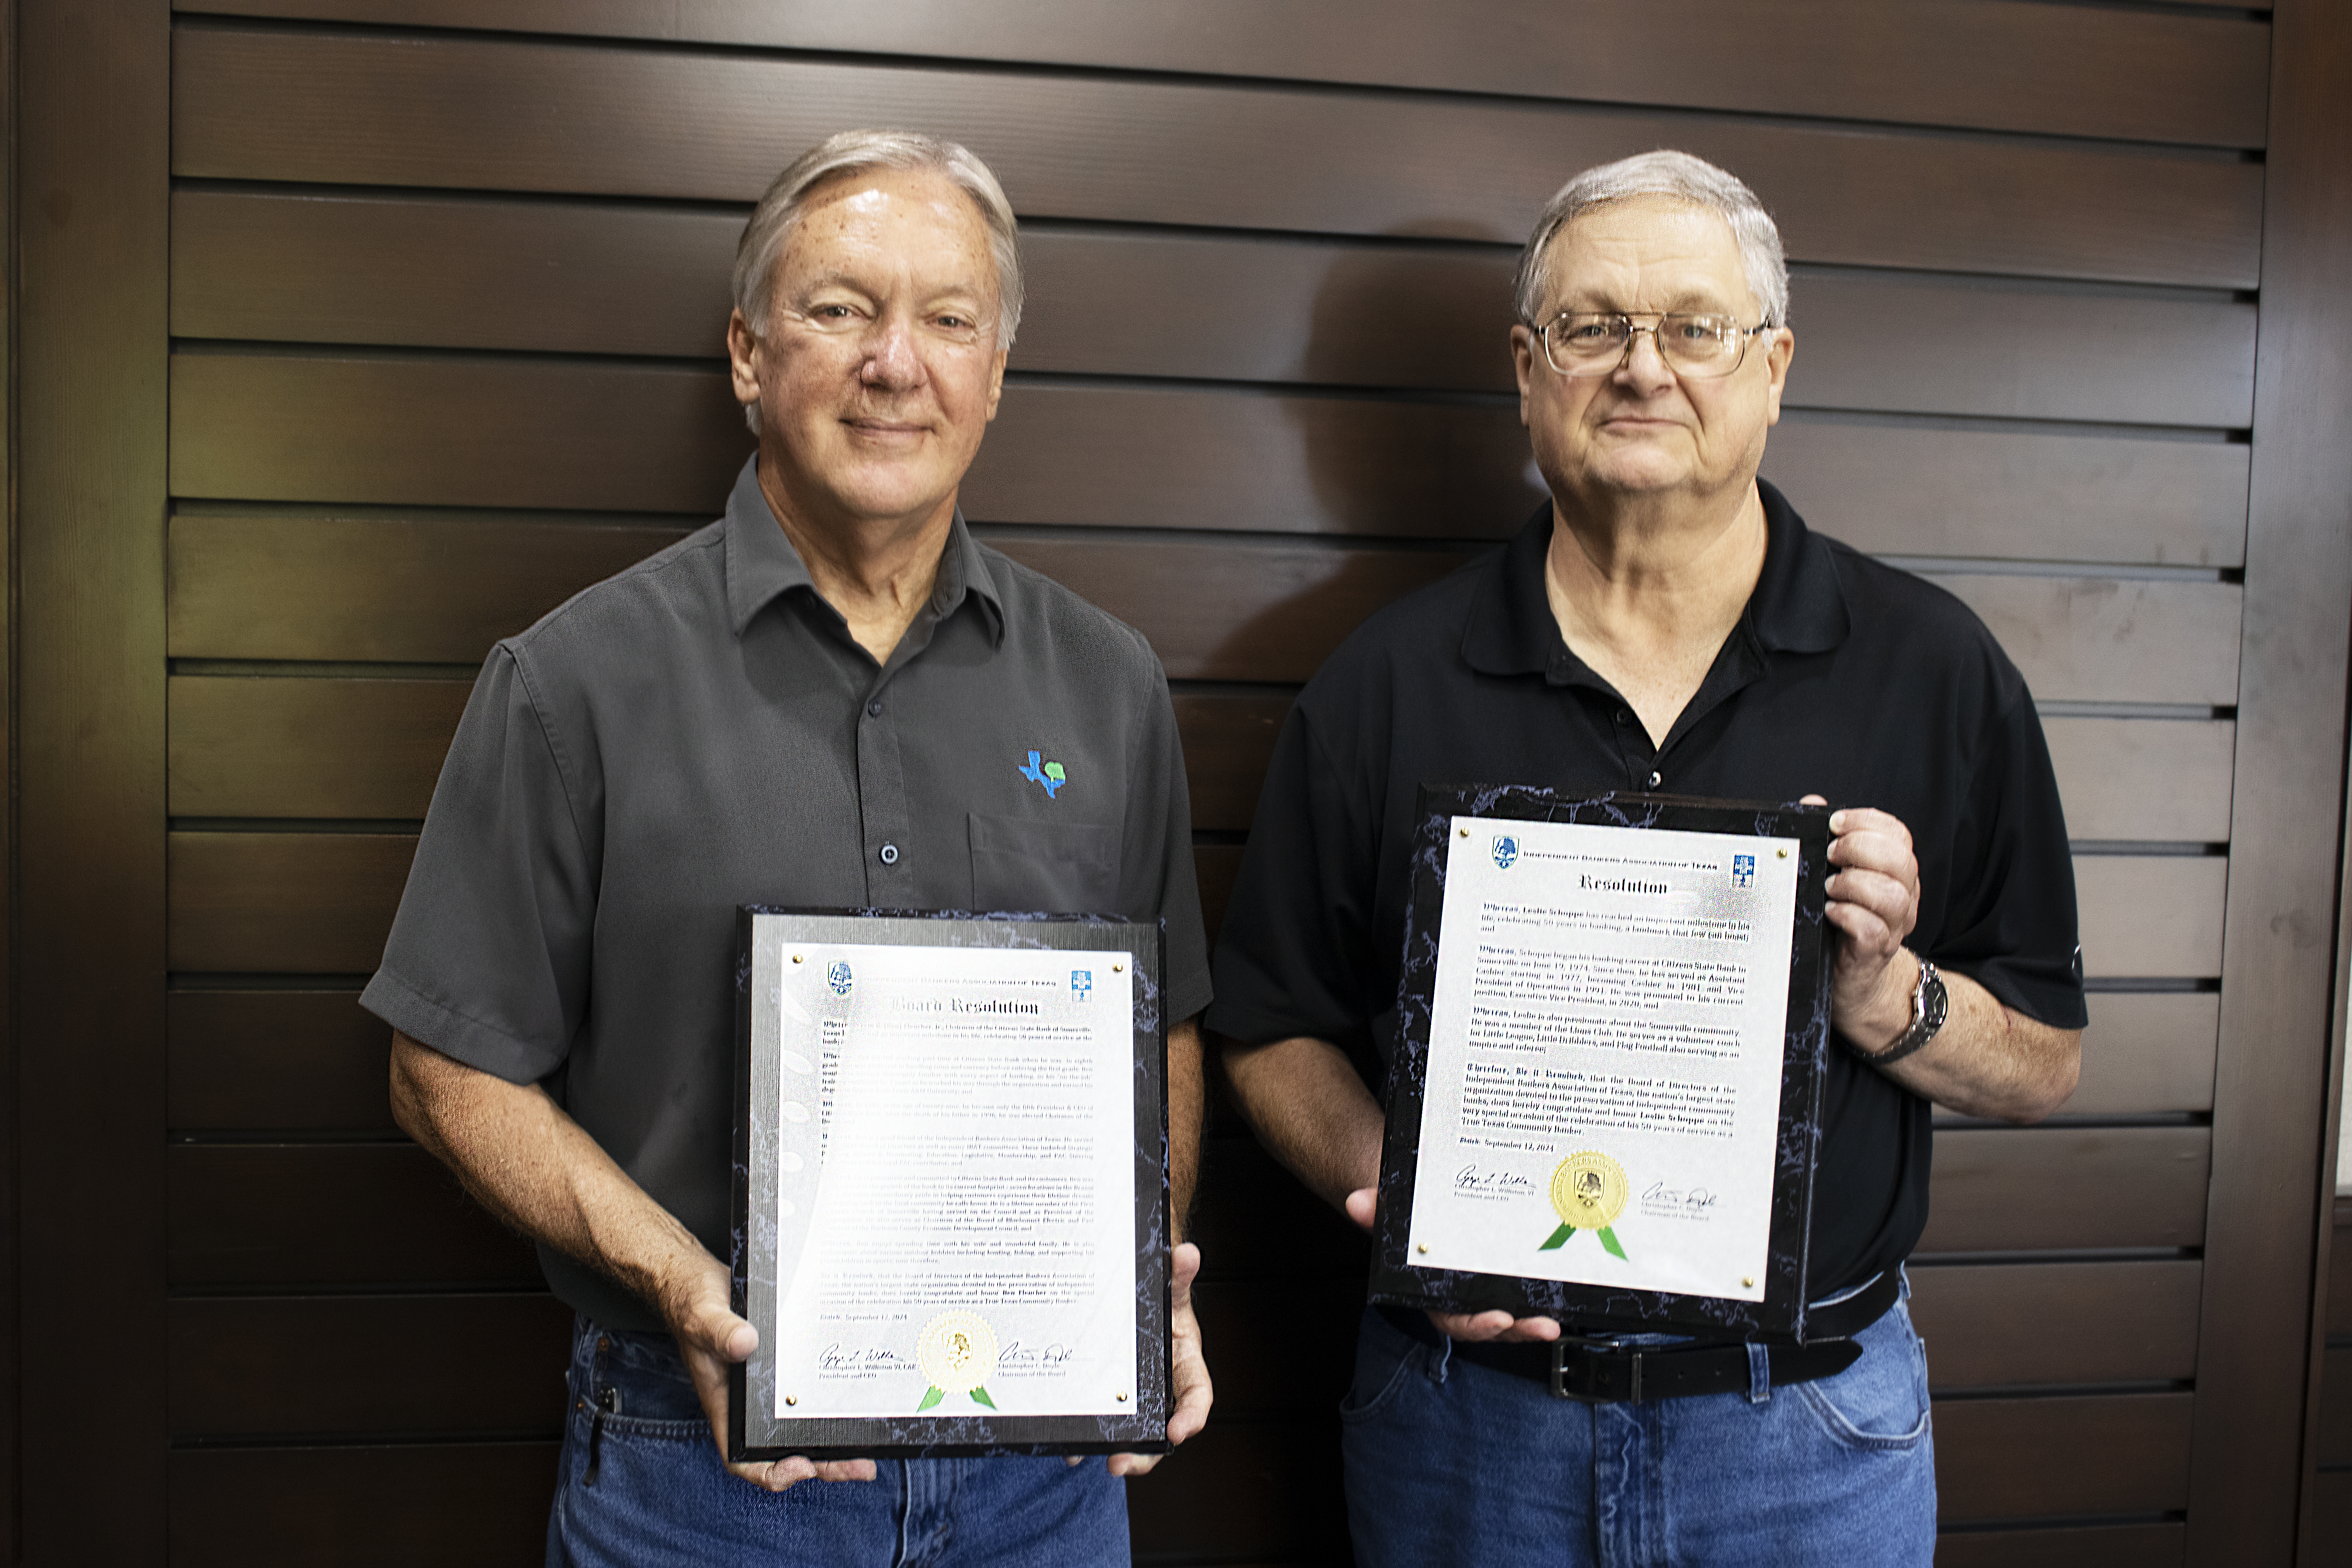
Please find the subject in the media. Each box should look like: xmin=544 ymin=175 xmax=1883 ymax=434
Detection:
xmin=730 ymin=907 xmax=1171 ymax=1460
xmin=1368 ymin=787 xmax=1834 ymax=1343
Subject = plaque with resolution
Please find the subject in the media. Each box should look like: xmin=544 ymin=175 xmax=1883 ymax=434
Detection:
xmin=1368 ymin=787 xmax=1833 ymax=1341
xmin=730 ymin=908 xmax=1171 ymax=1459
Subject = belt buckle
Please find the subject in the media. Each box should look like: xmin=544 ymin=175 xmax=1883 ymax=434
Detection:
xmin=1548 ymin=1331 xmax=1642 ymax=1404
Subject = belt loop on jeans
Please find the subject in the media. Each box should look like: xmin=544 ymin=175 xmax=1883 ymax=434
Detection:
xmin=1745 ymin=1341 xmax=1771 ymax=1405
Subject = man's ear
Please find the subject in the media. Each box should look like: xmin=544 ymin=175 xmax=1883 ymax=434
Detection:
xmin=727 ymin=308 xmax=764 ymax=409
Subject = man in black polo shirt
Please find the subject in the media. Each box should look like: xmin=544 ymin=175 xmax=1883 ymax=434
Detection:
xmin=1208 ymin=151 xmax=2083 ymax=1565
xmin=365 ymin=130 xmax=1212 ymax=1566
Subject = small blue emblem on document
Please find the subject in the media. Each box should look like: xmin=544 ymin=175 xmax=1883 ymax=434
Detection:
xmin=1732 ymin=854 xmax=1755 ymax=888
xmin=1072 ymin=969 xmax=1093 ymax=1001
xmin=1492 ymin=835 xmax=1519 ymax=870
xmin=827 ymin=960 xmax=854 ymax=996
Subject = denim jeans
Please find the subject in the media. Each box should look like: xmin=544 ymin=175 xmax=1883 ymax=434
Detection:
xmin=545 ymin=1315 xmax=1131 ymax=1568
xmin=1340 ymin=1278 xmax=1936 ymax=1567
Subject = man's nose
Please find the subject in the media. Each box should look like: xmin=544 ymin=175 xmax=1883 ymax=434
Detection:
xmin=1611 ymin=326 xmax=1677 ymax=391
xmin=860 ymin=317 xmax=925 ymax=389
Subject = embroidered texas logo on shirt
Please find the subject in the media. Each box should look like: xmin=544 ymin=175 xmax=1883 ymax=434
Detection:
xmin=1018 ymin=750 xmax=1067 ymax=799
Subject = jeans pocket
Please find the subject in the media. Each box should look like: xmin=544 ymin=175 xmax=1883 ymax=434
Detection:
xmin=1338 ymin=1311 xmax=1427 ymax=1424
xmin=1797 ymin=1307 xmax=1931 ymax=1453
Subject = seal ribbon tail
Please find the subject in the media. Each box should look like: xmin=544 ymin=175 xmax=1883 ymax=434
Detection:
xmin=969 ymin=1387 xmax=997 ymax=1410
xmin=1597 ymin=1227 xmax=1627 ymax=1260
xmin=916 ymin=1386 xmax=945 ymax=1412
xmin=1539 ymin=1224 xmax=1575 ymax=1251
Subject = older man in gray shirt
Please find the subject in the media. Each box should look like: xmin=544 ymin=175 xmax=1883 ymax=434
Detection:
xmin=364 ymin=129 xmax=1212 ymax=1568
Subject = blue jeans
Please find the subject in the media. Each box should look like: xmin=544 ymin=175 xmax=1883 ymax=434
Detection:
xmin=545 ymin=1315 xmax=1131 ymax=1568
xmin=1341 ymin=1279 xmax=1936 ymax=1567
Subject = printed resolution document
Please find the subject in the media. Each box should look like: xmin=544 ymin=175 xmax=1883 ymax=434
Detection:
xmin=1408 ymin=816 xmax=1800 ymax=1302
xmin=759 ymin=936 xmax=1139 ymax=1420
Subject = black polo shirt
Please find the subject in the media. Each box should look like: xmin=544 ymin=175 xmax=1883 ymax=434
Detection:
xmin=1206 ymin=481 xmax=2085 ymax=1296
xmin=364 ymin=458 xmax=1212 ymax=1332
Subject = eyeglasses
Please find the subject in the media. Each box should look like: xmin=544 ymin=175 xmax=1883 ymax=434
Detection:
xmin=1532 ymin=312 xmax=1777 ymax=379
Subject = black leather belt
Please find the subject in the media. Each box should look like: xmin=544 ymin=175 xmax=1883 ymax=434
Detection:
xmin=1426 ymin=1269 xmax=1900 ymax=1405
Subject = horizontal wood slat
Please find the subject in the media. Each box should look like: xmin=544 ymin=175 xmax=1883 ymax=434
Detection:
xmin=1935 ymin=576 xmax=2243 ymax=709
xmin=1908 ymin=1260 xmax=2199 ymax=1390
xmin=163 ymin=825 xmax=2218 ymax=985
xmin=2045 ymin=718 xmax=2234 ymax=844
xmin=169 ymin=0 xmax=2270 ymax=148
xmin=2067 ymin=993 xmax=2218 ymax=1118
xmin=1916 ymin=1127 xmax=2210 ymax=1255
xmin=1934 ymin=1393 xmax=2192 ymax=1522
xmin=168 ymin=989 xmax=392 ymax=1131
xmin=170 ymin=675 xmax=468 ymax=820
xmin=174 ymin=192 xmax=2260 ymax=429
xmin=169 ymin=1293 xmax=572 ymax=1437
xmin=2074 ymin=856 xmax=2229 ymax=979
xmin=168 ymin=831 xmax=414 ymax=973
xmin=2323 ymin=1345 xmax=2352 ymax=1468
xmin=169 ymin=1442 xmax=559 ymax=1568
xmin=170 ymin=27 xmax=2263 ymax=288
xmin=2315 ymin=1474 xmax=2352 ymax=1568
xmin=169 ymin=1143 xmax=538 ymax=1287
xmin=171 ymin=357 xmax=2254 ymax=567
xmin=1933 ymin=1523 xmax=2184 ymax=1568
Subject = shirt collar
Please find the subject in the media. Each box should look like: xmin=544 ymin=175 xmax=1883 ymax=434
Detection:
xmin=721 ymin=456 xmax=1005 ymax=644
xmin=1461 ymin=477 xmax=1848 ymax=679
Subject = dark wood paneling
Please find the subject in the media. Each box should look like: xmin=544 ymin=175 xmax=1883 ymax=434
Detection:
xmin=174 ymin=192 xmax=2259 ymax=429
xmin=18 ymin=0 xmax=172 ymax=1555
xmin=1916 ymin=1128 xmax=2211 ymax=1255
xmin=2074 ymin=857 xmax=2229 ymax=979
xmin=1174 ymin=694 xmax=1289 ymax=835
xmin=169 ymin=675 xmax=468 ymax=819
xmin=2332 ymin=1199 xmax=2352 ymax=1339
xmin=1935 ymin=1523 xmax=2184 ymax=1568
xmin=2068 ymin=993 xmax=2219 ymax=1119
xmin=2045 ymin=718 xmax=2235 ymax=845
xmin=157 ymin=828 xmax=2218 ymax=987
xmin=1935 ymin=1394 xmax=2194 ymax=1522
xmin=1936 ymin=577 xmax=2242 ymax=710
xmin=2195 ymin=5 xmax=2352 ymax=1559
xmin=2323 ymin=1346 xmax=2352 ymax=1468
xmin=169 ymin=1442 xmax=558 ymax=1568
xmin=1909 ymin=1261 xmax=2200 ymax=1390
xmin=169 ymin=27 xmax=2263 ymax=289
xmin=167 ymin=831 xmax=414 ymax=973
xmin=1188 ymin=1134 xmax=1368 ymax=1283
xmin=1196 ymin=846 xmax=1240 ymax=953
xmin=170 ymin=1293 xmax=572 ymax=1437
xmin=171 ymin=356 xmax=2253 ymax=568
xmin=168 ymin=515 xmax=689 ymax=664
xmin=167 ymin=990 xmax=392 ymax=1131
xmin=170 ymin=0 xmax=2270 ymax=149
xmin=1763 ymin=422 xmax=2247 ymax=571
xmin=168 ymin=1143 xmax=539 ymax=1287
xmin=170 ymin=352 xmax=750 ymax=512
xmin=2314 ymin=1472 xmax=2352 ymax=1568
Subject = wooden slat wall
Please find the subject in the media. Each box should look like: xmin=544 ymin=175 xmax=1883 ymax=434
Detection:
xmin=158 ymin=2 xmax=2269 ymax=1561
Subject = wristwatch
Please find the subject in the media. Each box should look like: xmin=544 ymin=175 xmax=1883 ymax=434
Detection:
xmin=1870 ymin=956 xmax=1947 ymax=1067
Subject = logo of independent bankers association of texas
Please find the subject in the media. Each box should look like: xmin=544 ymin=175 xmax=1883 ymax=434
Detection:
xmin=1540 ymin=1151 xmax=1630 ymax=1259
xmin=1732 ymin=852 xmax=1755 ymax=887
xmin=1492 ymin=834 xmax=1519 ymax=870
xmin=826 ymin=960 xmax=853 ymax=997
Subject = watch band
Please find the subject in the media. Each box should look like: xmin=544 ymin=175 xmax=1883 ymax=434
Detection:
xmin=1870 ymin=956 xmax=1947 ymax=1067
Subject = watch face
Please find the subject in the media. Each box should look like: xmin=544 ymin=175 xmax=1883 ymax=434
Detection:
xmin=1919 ymin=965 xmax=1949 ymax=1033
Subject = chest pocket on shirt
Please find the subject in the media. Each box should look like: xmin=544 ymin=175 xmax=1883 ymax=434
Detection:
xmin=968 ymin=812 xmax=1120 ymax=915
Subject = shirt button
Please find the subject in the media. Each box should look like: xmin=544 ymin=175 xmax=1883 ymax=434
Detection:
xmin=1616 ymin=709 xmax=1631 ymax=726
xmin=867 ymin=699 xmax=883 ymax=717
xmin=1647 ymin=770 xmax=1663 ymax=788
xmin=878 ymin=842 xmax=900 ymax=866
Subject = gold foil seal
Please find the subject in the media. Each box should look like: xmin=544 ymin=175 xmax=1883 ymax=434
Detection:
xmin=1550 ymin=1151 xmax=1630 ymax=1231
xmin=916 ymin=1311 xmax=1000 ymax=1396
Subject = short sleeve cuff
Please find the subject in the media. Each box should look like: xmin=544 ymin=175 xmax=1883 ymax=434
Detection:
xmin=361 ymin=965 xmax=568 ymax=1087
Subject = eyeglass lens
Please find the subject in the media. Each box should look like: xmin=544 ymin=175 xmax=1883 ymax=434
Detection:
xmin=1543 ymin=314 xmax=1752 ymax=378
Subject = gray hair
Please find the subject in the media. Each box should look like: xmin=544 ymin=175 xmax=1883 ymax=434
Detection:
xmin=732 ymin=128 xmax=1025 ymax=350
xmin=1512 ymin=150 xmax=1789 ymax=329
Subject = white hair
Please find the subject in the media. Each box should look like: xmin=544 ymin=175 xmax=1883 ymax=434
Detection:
xmin=732 ymin=128 xmax=1024 ymax=349
xmin=1512 ymin=149 xmax=1789 ymax=329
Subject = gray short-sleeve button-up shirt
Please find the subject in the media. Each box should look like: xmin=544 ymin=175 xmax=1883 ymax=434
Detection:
xmin=363 ymin=459 xmax=1212 ymax=1331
